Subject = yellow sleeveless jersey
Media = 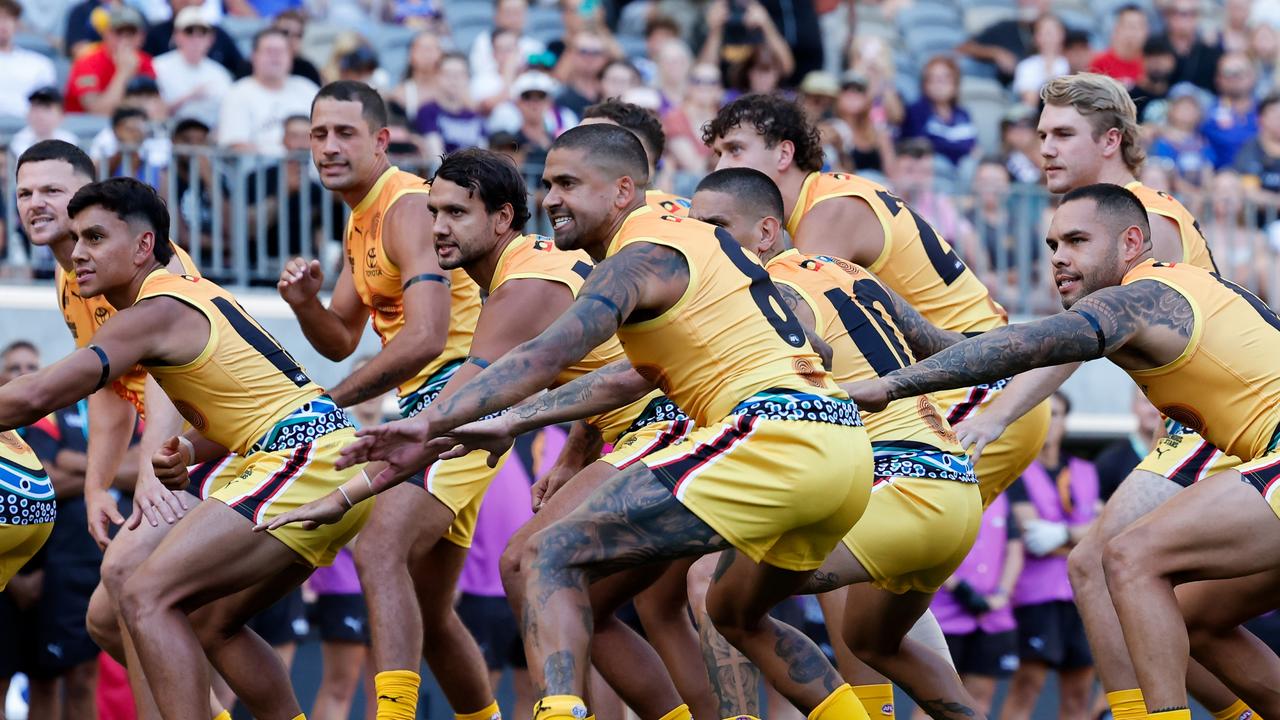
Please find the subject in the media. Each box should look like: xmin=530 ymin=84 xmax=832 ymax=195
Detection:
xmin=489 ymin=234 xmax=655 ymax=441
xmin=55 ymin=243 xmax=199 ymax=416
xmin=346 ymin=166 xmax=481 ymax=397
xmin=787 ymin=172 xmax=1006 ymax=334
xmin=135 ymin=270 xmax=324 ymax=454
xmin=645 ymin=189 xmax=690 ymax=217
xmin=1125 ymin=182 xmax=1217 ymax=272
xmin=606 ymin=206 xmax=842 ymax=426
xmin=765 ymin=250 xmax=960 ymax=450
xmin=1122 ymin=260 xmax=1280 ymax=460
xmin=0 ymin=430 xmax=55 ymax=525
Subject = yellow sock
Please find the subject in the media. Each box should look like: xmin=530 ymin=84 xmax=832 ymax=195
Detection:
xmin=213 ymin=713 xmax=231 ymax=720
xmin=532 ymin=695 xmax=589 ymax=720
xmin=808 ymin=684 xmax=870 ymax=720
xmin=1212 ymin=699 xmax=1260 ymax=720
xmin=1149 ymin=711 xmax=1192 ymax=720
xmin=457 ymin=700 xmax=501 ymax=720
xmin=852 ymin=683 xmax=896 ymax=718
xmin=375 ymin=670 xmax=421 ymax=720
xmin=659 ymin=704 xmax=692 ymax=720
xmin=1107 ymin=689 xmax=1148 ymax=720
xmin=291 ymin=716 xmax=306 ymax=720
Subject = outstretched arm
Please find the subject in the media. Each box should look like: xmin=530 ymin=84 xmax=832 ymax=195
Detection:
xmin=881 ymin=284 xmax=968 ymax=359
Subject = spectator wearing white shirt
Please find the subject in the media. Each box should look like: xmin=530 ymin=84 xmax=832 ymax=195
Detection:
xmin=468 ymin=0 xmax=543 ymax=94
xmin=154 ymin=6 xmax=233 ymax=122
xmin=217 ymin=27 xmax=318 ymax=155
xmin=0 ymin=0 xmax=56 ymax=120
xmin=1013 ymin=14 xmax=1069 ymax=106
xmin=9 ymin=87 xmax=77 ymax=158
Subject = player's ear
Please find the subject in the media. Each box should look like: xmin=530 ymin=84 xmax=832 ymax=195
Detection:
xmin=1120 ymin=224 xmax=1146 ymax=260
xmin=1101 ymin=127 xmax=1123 ymax=161
xmin=758 ymin=216 xmax=782 ymax=255
xmin=374 ymin=126 xmax=390 ymax=154
xmin=776 ymin=140 xmax=795 ymax=173
xmin=494 ymin=202 xmax=515 ymax=234
xmin=135 ymin=229 xmax=156 ymax=266
xmin=616 ymin=174 xmax=638 ymax=209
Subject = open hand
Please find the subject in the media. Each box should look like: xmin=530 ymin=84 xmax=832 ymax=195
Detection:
xmin=125 ymin=473 xmax=191 ymax=531
xmin=952 ymin=410 xmax=1010 ymax=465
xmin=255 ymin=490 xmax=348 ymax=532
xmin=336 ymin=416 xmax=432 ymax=470
xmin=430 ymin=415 xmax=516 ymax=468
xmin=277 ymin=257 xmax=324 ymax=306
xmin=85 ymin=487 xmax=125 ymax=549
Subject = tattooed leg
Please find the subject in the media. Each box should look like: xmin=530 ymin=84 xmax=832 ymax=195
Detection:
xmin=520 ymin=464 xmax=729 ymax=699
xmin=634 ymin=557 xmax=722 ymax=720
xmin=842 ymin=583 xmax=982 ymax=720
xmin=798 ymin=542 xmax=872 ymax=595
xmin=689 ymin=552 xmax=762 ymax=717
xmin=704 ymin=550 xmax=844 ymax=713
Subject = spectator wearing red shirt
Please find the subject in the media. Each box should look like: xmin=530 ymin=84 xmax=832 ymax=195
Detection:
xmin=1088 ymin=4 xmax=1148 ymax=89
xmin=64 ymin=5 xmax=155 ymax=115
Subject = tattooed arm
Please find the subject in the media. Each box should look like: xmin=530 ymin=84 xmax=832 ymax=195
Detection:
xmin=424 ymin=241 xmax=690 ymax=436
xmin=847 ymin=281 xmax=1188 ymax=410
xmin=880 ymin=283 xmax=967 ymax=359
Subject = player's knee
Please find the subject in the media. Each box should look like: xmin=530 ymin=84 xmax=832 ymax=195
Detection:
xmin=100 ymin=542 xmax=142 ymax=598
xmin=704 ymin=588 xmax=758 ymax=644
xmin=1067 ymin=533 xmax=1104 ymax=592
xmin=499 ymin=541 xmax=524 ymax=596
xmin=1101 ymin=530 xmax=1150 ymax=586
xmin=843 ymin=624 xmax=901 ymax=661
xmin=85 ymin=587 xmax=122 ymax=652
xmin=354 ymin=531 xmax=403 ymax=576
xmin=526 ymin=522 xmax=589 ymax=577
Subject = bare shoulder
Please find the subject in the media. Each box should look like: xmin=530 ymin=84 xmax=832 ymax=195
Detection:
xmin=794 ymin=195 xmax=882 ymax=264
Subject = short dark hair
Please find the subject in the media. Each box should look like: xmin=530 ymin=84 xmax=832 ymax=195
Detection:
xmin=17 ymin=140 xmax=96 ymax=181
xmin=1 ymin=340 xmax=37 ymax=358
xmin=1143 ymin=34 xmax=1175 ymax=57
xmin=1064 ymin=28 xmax=1091 ymax=48
xmin=312 ymin=80 xmax=389 ymax=130
xmin=1259 ymin=92 xmax=1280 ymax=117
xmin=252 ymin=26 xmax=289 ymax=51
xmin=895 ymin=137 xmax=935 ymax=158
xmin=695 ymin=167 xmax=784 ymax=220
xmin=0 ymin=0 xmax=21 ymax=19
xmin=1052 ymin=390 xmax=1072 ymax=416
xmin=644 ymin=14 xmax=679 ymax=39
xmin=432 ymin=148 xmax=531 ymax=228
xmin=273 ymin=8 xmax=306 ymax=25
xmin=68 ymin=178 xmax=173 ymax=264
xmin=111 ymin=106 xmax=147 ymax=129
xmin=582 ymin=98 xmax=666 ymax=163
xmin=1060 ymin=183 xmax=1151 ymax=242
xmin=1115 ymin=3 xmax=1145 ymax=17
xmin=550 ymin=123 xmax=650 ymax=187
xmin=702 ymin=93 xmax=824 ymax=173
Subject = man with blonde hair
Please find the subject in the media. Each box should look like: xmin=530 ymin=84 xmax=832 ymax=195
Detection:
xmin=950 ymin=72 xmax=1259 ymax=720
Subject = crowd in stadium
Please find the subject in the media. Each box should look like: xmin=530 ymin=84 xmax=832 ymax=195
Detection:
xmin=0 ymin=0 xmax=1279 ymax=302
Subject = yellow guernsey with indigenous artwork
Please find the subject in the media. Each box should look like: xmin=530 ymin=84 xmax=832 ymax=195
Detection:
xmin=787 ymin=170 xmax=1048 ymax=505
xmin=645 ymin=189 xmax=691 ymax=217
xmin=766 ymin=250 xmax=980 ymax=593
xmin=56 ymin=243 xmax=199 ymax=415
xmin=0 ymin=431 xmax=55 ymax=590
xmin=345 ymin=166 xmax=481 ymax=399
xmin=604 ymin=207 xmax=871 ymax=572
xmin=135 ymin=270 xmax=370 ymax=566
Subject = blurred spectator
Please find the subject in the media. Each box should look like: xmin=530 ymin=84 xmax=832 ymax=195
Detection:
xmin=153 ymin=6 xmax=233 ymax=122
xmin=1130 ymin=35 xmax=1178 ymax=123
xmin=387 ymin=0 xmax=440 ymax=28
xmin=144 ymin=0 xmax=246 ymax=77
xmin=1219 ymin=0 xmax=1254 ymax=56
xmin=727 ymin=43 xmax=787 ymax=97
xmin=508 ymin=70 xmax=575 ymax=166
xmin=1162 ymin=0 xmax=1222 ymax=91
xmin=1092 ymin=390 xmax=1164 ymax=501
xmin=824 ymin=70 xmax=894 ymax=174
xmin=899 ymin=55 xmax=978 ymax=167
xmin=306 ymin=547 xmax=372 ymax=720
xmin=389 ymin=30 xmax=444 ymax=119
xmin=1088 ymin=4 xmax=1148 ymax=89
xmin=699 ymin=0 xmax=794 ymax=92
xmin=970 ymin=157 xmax=1020 ymax=282
xmin=273 ymin=9 xmax=322 ymax=85
xmin=244 ymin=114 xmax=341 ymax=265
xmin=556 ymin=31 xmax=609 ymax=117
xmin=88 ymin=77 xmax=171 ymax=173
xmin=1205 ymin=170 xmax=1271 ymax=300
xmin=0 ymin=0 xmax=55 ymax=120
xmin=1063 ymin=28 xmax=1094 ymax=74
xmin=891 ymin=138 xmax=982 ymax=263
xmin=169 ymin=117 xmax=229 ymax=257
xmin=10 ymin=87 xmax=76 ymax=158
xmin=632 ymin=14 xmax=680 ymax=85
xmin=797 ymin=70 xmax=837 ymax=124
xmin=102 ymin=106 xmax=163 ymax=184
xmin=756 ymin=0 xmax=822 ymax=83
xmin=64 ymin=5 xmax=156 ymax=115
xmin=1200 ymin=52 xmax=1259 ymax=168
xmin=63 ymin=0 xmax=110 ymax=58
xmin=927 ymin=493 xmax=1023 ymax=718
xmin=1000 ymin=104 xmax=1041 ymax=184
xmin=847 ymin=35 xmax=904 ymax=127
xmin=653 ymin=38 xmax=694 ymax=114
xmin=1150 ymin=87 xmax=1213 ymax=190
xmin=415 ymin=53 xmax=486 ymax=157
xmin=599 ymin=58 xmax=641 ymax=101
xmin=0 ymin=340 xmax=38 ymax=384
xmin=386 ymin=107 xmax=425 ymax=163
xmin=1013 ymin=15 xmax=1069 ymax=106
xmin=329 ymin=39 xmax=388 ymax=90
xmin=224 ymin=0 xmax=301 ymax=20
xmin=469 ymin=0 xmax=545 ymax=95
xmin=471 ymin=28 xmax=526 ymax=113
xmin=1235 ymin=93 xmax=1280 ymax=205
xmin=218 ymin=27 xmax=319 ymax=155
xmin=1250 ymin=19 xmax=1279 ymax=93
xmin=958 ymin=0 xmax=1052 ymax=85
xmin=662 ymin=62 xmax=720 ymax=175
xmin=1002 ymin=391 xmax=1099 ymax=720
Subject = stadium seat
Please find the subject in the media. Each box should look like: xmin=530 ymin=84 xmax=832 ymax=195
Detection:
xmin=959 ymin=55 xmax=999 ymax=80
xmin=449 ymin=1 xmax=496 ymax=55
xmin=617 ymin=34 xmax=648 ymax=61
xmin=895 ymin=2 xmax=962 ymax=33
xmin=903 ymin=25 xmax=967 ymax=59
xmin=1056 ymin=8 xmax=1099 ymax=36
xmin=61 ymin=113 xmax=109 ymax=142
xmin=962 ymin=5 xmax=1016 ymax=34
xmin=526 ymin=5 xmax=564 ymax=45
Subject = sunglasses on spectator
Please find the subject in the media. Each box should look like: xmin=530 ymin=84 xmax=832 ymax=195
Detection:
xmin=520 ymin=90 xmax=549 ymax=100
xmin=276 ymin=27 xmax=304 ymax=38
xmin=691 ymin=75 xmax=720 ymax=86
xmin=182 ymin=25 xmax=212 ymax=35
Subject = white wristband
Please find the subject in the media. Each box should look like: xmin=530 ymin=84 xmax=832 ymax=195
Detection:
xmin=176 ymin=436 xmax=195 ymax=466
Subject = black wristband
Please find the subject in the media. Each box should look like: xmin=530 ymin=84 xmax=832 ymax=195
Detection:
xmin=87 ymin=344 xmax=111 ymax=391
xmin=1071 ymin=308 xmax=1107 ymax=358
xmin=581 ymin=293 xmax=624 ymax=325
xmin=403 ymin=273 xmax=450 ymax=290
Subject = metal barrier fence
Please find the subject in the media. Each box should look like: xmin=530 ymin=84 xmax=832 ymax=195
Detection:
xmin=3 ymin=143 xmax=1279 ymax=314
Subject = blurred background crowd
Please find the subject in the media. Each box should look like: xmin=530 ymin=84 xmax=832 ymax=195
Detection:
xmin=2 ymin=0 xmax=1280 ymax=717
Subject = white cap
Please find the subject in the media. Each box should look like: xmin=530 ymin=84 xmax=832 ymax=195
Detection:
xmin=511 ymin=71 xmax=558 ymax=98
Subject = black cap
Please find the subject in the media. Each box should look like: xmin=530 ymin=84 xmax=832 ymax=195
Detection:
xmin=28 ymin=85 xmax=63 ymax=105
xmin=340 ymin=45 xmax=378 ymax=72
xmin=125 ymin=76 xmax=160 ymax=95
xmin=173 ymin=117 xmax=211 ymax=136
